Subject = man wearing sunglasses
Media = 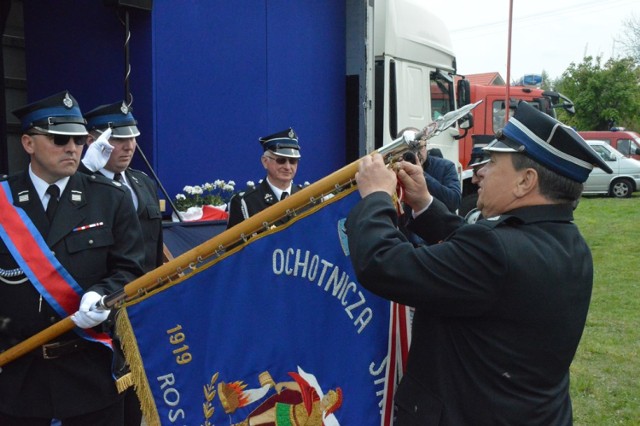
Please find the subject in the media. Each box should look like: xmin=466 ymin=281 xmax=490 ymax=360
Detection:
xmin=0 ymin=91 xmax=145 ymax=425
xmin=227 ymin=128 xmax=303 ymax=229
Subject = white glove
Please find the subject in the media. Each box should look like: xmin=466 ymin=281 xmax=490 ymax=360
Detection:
xmin=71 ymin=291 xmax=111 ymax=329
xmin=81 ymin=128 xmax=114 ymax=172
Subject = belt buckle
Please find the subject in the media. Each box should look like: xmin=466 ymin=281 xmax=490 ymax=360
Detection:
xmin=42 ymin=341 xmax=61 ymax=359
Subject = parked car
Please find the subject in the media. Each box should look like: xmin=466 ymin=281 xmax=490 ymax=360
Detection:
xmin=583 ymin=140 xmax=640 ymax=198
xmin=579 ymin=129 xmax=640 ymax=161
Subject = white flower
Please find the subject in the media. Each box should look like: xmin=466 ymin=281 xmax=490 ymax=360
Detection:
xmin=175 ymin=178 xmax=239 ymax=211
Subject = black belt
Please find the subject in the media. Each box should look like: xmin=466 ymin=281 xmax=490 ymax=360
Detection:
xmin=41 ymin=338 xmax=93 ymax=359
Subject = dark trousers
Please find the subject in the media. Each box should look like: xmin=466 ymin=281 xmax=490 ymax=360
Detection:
xmin=124 ymin=387 xmax=143 ymax=426
xmin=0 ymin=397 xmax=125 ymax=426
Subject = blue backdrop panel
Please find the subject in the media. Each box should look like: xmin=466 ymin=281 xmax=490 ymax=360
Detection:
xmin=153 ymin=1 xmax=347 ymax=200
xmin=19 ymin=1 xmax=346 ymax=212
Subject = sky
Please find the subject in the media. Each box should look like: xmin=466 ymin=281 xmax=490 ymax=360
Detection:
xmin=426 ymin=0 xmax=640 ymax=83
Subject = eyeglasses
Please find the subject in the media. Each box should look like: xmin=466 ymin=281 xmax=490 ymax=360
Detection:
xmin=267 ymin=156 xmax=299 ymax=165
xmin=28 ymin=133 xmax=87 ymax=146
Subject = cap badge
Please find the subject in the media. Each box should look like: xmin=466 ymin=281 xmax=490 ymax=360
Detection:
xmin=120 ymin=102 xmax=129 ymax=115
xmin=288 ymin=129 xmax=295 ymax=139
xmin=63 ymin=93 xmax=74 ymax=109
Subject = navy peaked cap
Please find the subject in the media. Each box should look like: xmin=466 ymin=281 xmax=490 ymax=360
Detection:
xmin=484 ymin=101 xmax=612 ymax=182
xmin=84 ymin=101 xmax=140 ymax=138
xmin=13 ymin=90 xmax=87 ymax=135
xmin=259 ymin=127 xmax=301 ymax=158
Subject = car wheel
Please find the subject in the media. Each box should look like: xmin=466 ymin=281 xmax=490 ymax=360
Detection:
xmin=609 ymin=178 xmax=633 ymax=198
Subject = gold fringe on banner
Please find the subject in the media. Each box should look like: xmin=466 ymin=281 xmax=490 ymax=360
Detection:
xmin=116 ymin=308 xmax=161 ymax=426
xmin=115 ymin=371 xmax=133 ymax=394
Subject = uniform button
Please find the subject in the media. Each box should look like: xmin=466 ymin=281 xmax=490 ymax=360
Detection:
xmin=49 ymin=317 xmax=57 ymax=323
xmin=88 ymin=239 xmax=94 ymax=245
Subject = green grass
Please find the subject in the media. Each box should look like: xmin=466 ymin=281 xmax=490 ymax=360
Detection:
xmin=570 ymin=193 xmax=640 ymax=425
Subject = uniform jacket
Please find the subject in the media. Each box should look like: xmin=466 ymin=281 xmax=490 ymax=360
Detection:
xmin=347 ymin=193 xmax=591 ymax=425
xmin=423 ymin=155 xmax=461 ymax=213
xmin=226 ymin=179 xmax=302 ymax=229
xmin=0 ymin=171 xmax=145 ymax=418
xmin=79 ymin=163 xmax=163 ymax=272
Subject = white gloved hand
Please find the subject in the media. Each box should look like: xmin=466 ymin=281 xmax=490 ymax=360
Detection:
xmin=71 ymin=291 xmax=111 ymax=329
xmin=81 ymin=128 xmax=114 ymax=172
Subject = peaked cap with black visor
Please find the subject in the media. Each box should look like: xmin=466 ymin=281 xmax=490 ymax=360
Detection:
xmin=259 ymin=128 xmax=301 ymax=158
xmin=484 ymin=101 xmax=612 ymax=183
xmin=84 ymin=101 xmax=141 ymax=138
xmin=13 ymin=90 xmax=88 ymax=136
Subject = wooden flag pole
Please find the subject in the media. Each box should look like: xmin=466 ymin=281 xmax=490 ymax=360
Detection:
xmin=0 ymin=147 xmax=374 ymax=367
xmin=0 ymin=101 xmax=481 ymax=368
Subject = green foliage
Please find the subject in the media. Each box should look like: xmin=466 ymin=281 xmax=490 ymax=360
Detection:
xmin=571 ymin=194 xmax=640 ymax=425
xmin=555 ymin=56 xmax=640 ymax=131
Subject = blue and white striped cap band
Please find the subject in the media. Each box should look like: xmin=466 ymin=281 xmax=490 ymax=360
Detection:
xmin=259 ymin=127 xmax=301 ymax=158
xmin=13 ymin=91 xmax=87 ymax=135
xmin=483 ymin=101 xmax=612 ymax=183
xmin=84 ymin=101 xmax=141 ymax=138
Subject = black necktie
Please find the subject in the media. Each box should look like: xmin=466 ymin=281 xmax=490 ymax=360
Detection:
xmin=46 ymin=185 xmax=60 ymax=222
xmin=113 ymin=173 xmax=122 ymax=182
xmin=280 ymin=191 xmax=289 ymax=200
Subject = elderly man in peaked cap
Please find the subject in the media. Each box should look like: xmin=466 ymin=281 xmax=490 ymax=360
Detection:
xmin=227 ymin=127 xmax=303 ymax=229
xmin=346 ymin=101 xmax=611 ymax=425
xmin=0 ymin=91 xmax=144 ymax=425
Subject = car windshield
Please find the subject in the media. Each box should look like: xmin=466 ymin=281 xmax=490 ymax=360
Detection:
xmin=589 ymin=143 xmax=623 ymax=161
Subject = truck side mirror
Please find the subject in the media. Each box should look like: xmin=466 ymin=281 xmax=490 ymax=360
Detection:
xmin=457 ymin=79 xmax=470 ymax=106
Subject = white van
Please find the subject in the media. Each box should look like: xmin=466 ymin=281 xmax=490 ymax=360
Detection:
xmin=584 ymin=140 xmax=640 ymax=198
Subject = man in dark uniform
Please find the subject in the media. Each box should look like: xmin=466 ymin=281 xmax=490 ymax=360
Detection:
xmin=227 ymin=128 xmax=303 ymax=229
xmin=0 ymin=91 xmax=145 ymax=426
xmin=82 ymin=100 xmax=163 ymax=271
xmin=81 ymin=100 xmax=163 ymax=426
xmin=346 ymin=102 xmax=612 ymax=425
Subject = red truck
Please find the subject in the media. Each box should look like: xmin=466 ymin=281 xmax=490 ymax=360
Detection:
xmin=578 ymin=129 xmax=640 ymax=161
xmin=455 ymin=81 xmax=575 ymax=214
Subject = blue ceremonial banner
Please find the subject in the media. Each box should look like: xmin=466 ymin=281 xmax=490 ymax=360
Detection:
xmin=119 ymin=188 xmax=400 ymax=426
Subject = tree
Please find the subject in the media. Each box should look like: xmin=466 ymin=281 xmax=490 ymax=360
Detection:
xmin=617 ymin=13 xmax=640 ymax=64
xmin=554 ymin=56 xmax=640 ymax=131
xmin=540 ymin=70 xmax=553 ymax=91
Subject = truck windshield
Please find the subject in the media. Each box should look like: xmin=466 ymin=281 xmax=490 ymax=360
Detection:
xmin=492 ymin=99 xmax=550 ymax=133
